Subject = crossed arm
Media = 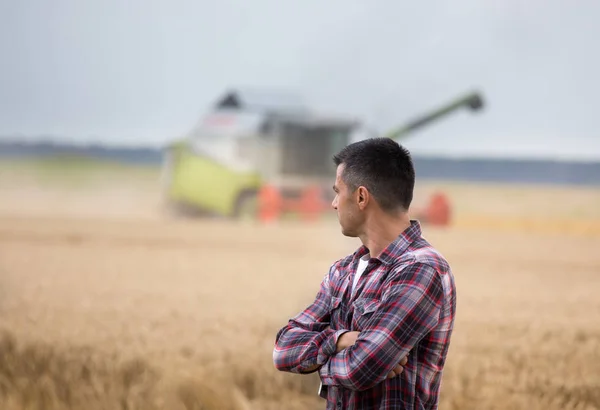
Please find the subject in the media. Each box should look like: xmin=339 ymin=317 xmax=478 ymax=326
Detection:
xmin=273 ymin=262 xmax=444 ymax=391
xmin=272 ymin=266 xmax=345 ymax=374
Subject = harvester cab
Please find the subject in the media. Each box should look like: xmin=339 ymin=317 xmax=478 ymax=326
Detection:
xmin=161 ymin=89 xmax=360 ymax=218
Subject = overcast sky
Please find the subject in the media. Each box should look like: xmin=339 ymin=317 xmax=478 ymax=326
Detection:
xmin=1 ymin=0 xmax=600 ymax=160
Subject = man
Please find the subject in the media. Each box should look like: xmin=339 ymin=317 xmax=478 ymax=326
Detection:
xmin=273 ymin=138 xmax=456 ymax=409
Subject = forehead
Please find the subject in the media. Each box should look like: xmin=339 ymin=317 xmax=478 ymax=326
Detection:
xmin=334 ymin=164 xmax=345 ymax=185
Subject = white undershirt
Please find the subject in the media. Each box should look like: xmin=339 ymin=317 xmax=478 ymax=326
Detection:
xmin=352 ymin=254 xmax=370 ymax=297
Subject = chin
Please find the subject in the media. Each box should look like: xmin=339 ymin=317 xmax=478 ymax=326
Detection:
xmin=340 ymin=226 xmax=357 ymax=238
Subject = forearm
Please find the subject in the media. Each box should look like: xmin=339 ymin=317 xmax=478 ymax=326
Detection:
xmin=319 ymin=335 xmax=402 ymax=391
xmin=273 ymin=325 xmax=348 ymax=373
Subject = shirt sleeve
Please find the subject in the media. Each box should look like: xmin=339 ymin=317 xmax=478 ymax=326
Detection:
xmin=273 ymin=262 xmax=347 ymax=374
xmin=319 ymin=262 xmax=444 ymax=391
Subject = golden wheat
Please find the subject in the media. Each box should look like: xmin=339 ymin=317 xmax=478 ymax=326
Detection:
xmin=0 ymin=175 xmax=598 ymax=410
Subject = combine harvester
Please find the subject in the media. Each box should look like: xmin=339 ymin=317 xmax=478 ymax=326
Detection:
xmin=161 ymin=88 xmax=484 ymax=224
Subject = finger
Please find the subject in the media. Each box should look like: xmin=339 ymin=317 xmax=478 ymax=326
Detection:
xmin=388 ymin=366 xmax=400 ymax=378
xmin=400 ymin=356 xmax=408 ymax=366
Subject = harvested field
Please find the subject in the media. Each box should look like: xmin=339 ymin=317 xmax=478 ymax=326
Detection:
xmin=0 ymin=161 xmax=599 ymax=409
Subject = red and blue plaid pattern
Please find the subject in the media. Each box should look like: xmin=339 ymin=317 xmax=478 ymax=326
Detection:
xmin=273 ymin=220 xmax=456 ymax=409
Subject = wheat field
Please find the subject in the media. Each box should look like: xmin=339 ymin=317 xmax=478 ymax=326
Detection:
xmin=0 ymin=163 xmax=599 ymax=410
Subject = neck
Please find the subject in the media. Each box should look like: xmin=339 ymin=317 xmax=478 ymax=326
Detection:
xmin=358 ymin=210 xmax=411 ymax=258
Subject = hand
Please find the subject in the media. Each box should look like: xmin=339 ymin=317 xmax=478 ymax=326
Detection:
xmin=386 ymin=354 xmax=409 ymax=379
xmin=335 ymin=331 xmax=360 ymax=353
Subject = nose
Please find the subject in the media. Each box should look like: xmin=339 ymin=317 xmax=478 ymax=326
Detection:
xmin=331 ymin=196 xmax=338 ymax=210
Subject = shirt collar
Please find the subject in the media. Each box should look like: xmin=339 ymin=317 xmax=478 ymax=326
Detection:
xmin=353 ymin=220 xmax=422 ymax=266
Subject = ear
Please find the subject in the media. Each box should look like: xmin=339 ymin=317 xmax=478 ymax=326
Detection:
xmin=356 ymin=186 xmax=370 ymax=210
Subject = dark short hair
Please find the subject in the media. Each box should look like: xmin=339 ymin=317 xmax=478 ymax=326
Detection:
xmin=332 ymin=138 xmax=415 ymax=211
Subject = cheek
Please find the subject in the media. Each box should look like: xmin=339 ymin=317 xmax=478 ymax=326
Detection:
xmin=340 ymin=199 xmax=358 ymax=219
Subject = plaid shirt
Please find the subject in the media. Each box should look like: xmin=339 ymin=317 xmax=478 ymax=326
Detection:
xmin=273 ymin=220 xmax=456 ymax=409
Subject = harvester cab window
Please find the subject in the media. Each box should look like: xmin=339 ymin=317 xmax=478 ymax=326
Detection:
xmin=279 ymin=123 xmax=350 ymax=178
